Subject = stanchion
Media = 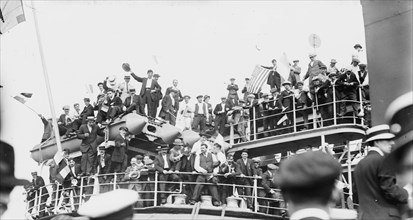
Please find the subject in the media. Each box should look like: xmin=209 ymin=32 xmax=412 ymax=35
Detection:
xmin=253 ymin=178 xmax=258 ymax=213
xmin=253 ymin=107 xmax=257 ymax=140
xmin=292 ymin=97 xmax=297 ymax=132
xmin=333 ymin=85 xmax=337 ymax=125
xmin=154 ymin=172 xmax=158 ymax=206
xmin=79 ymin=176 xmax=84 ymax=206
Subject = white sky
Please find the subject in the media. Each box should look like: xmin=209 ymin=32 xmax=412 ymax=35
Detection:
xmin=0 ymin=1 xmax=365 ymax=218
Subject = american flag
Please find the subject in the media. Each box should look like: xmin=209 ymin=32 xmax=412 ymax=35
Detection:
xmin=247 ymin=65 xmax=271 ymax=94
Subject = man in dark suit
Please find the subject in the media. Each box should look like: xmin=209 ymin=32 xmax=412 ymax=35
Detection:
xmin=236 ymin=149 xmax=254 ymax=209
xmin=165 ymin=79 xmax=183 ymax=108
xmin=109 ymin=126 xmax=129 ymax=174
xmin=227 ymin=78 xmax=240 ymax=101
xmin=94 ymin=146 xmax=111 ymax=193
xmin=77 ymin=116 xmax=105 ymax=175
xmin=278 ymin=151 xmax=341 ymax=220
xmin=294 ymin=82 xmax=311 ymax=130
xmin=123 ymin=88 xmax=144 ymax=115
xmin=336 ymin=68 xmax=361 ymax=117
xmin=354 ymin=125 xmax=408 ymax=220
xmin=280 ymin=81 xmax=295 ymax=132
xmin=214 ymin=97 xmax=229 ymax=136
xmin=72 ymin=98 xmax=95 ymax=131
xmin=154 ymin=145 xmax=181 ymax=204
xmin=189 ymin=144 xmax=221 ymax=206
xmin=58 ymin=105 xmax=74 ymax=137
xmin=159 ymin=89 xmax=178 ymax=125
xmin=219 ymin=153 xmax=241 ymax=204
xmin=269 ymin=88 xmax=283 ymax=135
xmin=263 ymin=59 xmax=282 ymax=91
xmin=303 ymin=53 xmax=327 ymax=93
xmin=130 ymin=69 xmax=162 ymax=118
xmin=30 ymin=171 xmax=49 ymax=217
xmin=258 ymin=164 xmax=282 ymax=214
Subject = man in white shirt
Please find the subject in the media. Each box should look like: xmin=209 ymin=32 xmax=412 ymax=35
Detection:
xmin=192 ymin=95 xmax=207 ymax=133
xmin=178 ymin=95 xmax=193 ymax=130
xmin=118 ymin=75 xmax=135 ymax=102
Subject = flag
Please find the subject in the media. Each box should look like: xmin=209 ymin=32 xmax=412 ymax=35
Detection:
xmin=55 ymin=158 xmax=70 ymax=183
xmin=247 ymin=65 xmax=271 ymax=94
xmin=84 ymin=84 xmax=93 ymax=94
xmin=0 ymin=0 xmax=25 ymax=34
xmin=20 ymin=92 xmax=32 ymax=98
xmin=277 ymin=114 xmax=288 ymax=125
xmin=13 ymin=95 xmax=26 ymax=104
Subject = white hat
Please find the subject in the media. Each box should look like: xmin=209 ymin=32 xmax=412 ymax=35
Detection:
xmin=365 ymin=124 xmax=395 ymax=143
xmin=77 ymin=189 xmax=138 ymax=220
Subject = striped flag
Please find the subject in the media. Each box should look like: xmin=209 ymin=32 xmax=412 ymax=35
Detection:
xmin=0 ymin=0 xmax=25 ymax=34
xmin=13 ymin=95 xmax=26 ymax=104
xmin=247 ymin=65 xmax=271 ymax=94
xmin=54 ymin=151 xmax=70 ymax=183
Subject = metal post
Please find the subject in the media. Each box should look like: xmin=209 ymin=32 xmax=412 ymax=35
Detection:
xmin=34 ymin=191 xmax=39 ymax=216
xmin=230 ymin=122 xmax=234 ymax=145
xmin=253 ymin=107 xmax=257 ymax=140
xmin=358 ymin=86 xmax=364 ymax=126
xmin=292 ymin=96 xmax=297 ymax=132
xmin=253 ymin=178 xmax=258 ymax=213
xmin=79 ymin=177 xmax=84 ymax=206
xmin=54 ymin=183 xmax=59 ymax=214
xmin=347 ymin=141 xmax=353 ymax=201
xmin=312 ymin=106 xmax=317 ymax=129
xmin=37 ymin=188 xmax=42 ymax=216
xmin=154 ymin=172 xmax=158 ymax=207
xmin=333 ymin=85 xmax=337 ymax=125
xmin=113 ymin=172 xmax=117 ymax=190
xmin=321 ymin=135 xmax=325 ymax=146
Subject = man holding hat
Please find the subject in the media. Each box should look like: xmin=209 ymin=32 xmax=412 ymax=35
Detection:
xmin=214 ymin=97 xmax=229 ymax=136
xmin=278 ymin=151 xmax=341 ymax=219
xmin=227 ymin=78 xmax=240 ymax=101
xmin=0 ymin=141 xmax=31 ymax=217
xmin=192 ymin=95 xmax=207 ymax=133
xmin=336 ymin=67 xmax=361 ymax=117
xmin=129 ymin=68 xmax=162 ymax=118
xmin=354 ymin=124 xmax=409 ymax=220
xmin=77 ymin=116 xmax=105 ymax=176
xmin=288 ymin=59 xmax=301 ymax=88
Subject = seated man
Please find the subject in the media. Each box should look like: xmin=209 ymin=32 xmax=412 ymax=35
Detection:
xmin=72 ymin=98 xmax=95 ymax=131
xmin=58 ymin=105 xmax=75 ymax=137
xmin=189 ymin=144 xmax=221 ymax=206
xmin=123 ymin=88 xmax=144 ymax=115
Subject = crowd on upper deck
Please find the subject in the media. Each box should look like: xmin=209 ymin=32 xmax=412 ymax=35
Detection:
xmin=38 ymin=43 xmax=370 ymax=145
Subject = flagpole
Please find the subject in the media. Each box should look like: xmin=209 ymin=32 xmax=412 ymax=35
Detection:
xmin=31 ymin=0 xmax=63 ymax=153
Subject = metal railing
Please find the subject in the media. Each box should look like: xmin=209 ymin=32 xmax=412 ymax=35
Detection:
xmin=229 ymin=86 xmax=369 ymax=144
xmin=25 ymin=167 xmax=360 ymax=219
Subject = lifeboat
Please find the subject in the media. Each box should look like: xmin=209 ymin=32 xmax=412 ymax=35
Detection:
xmin=30 ymin=113 xmax=147 ymax=163
xmin=141 ymin=118 xmax=181 ymax=144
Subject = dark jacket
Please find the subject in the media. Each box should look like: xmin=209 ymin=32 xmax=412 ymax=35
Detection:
xmin=112 ymin=134 xmax=128 ymax=163
xmin=124 ymin=94 xmax=144 ymax=114
xmin=130 ymin=73 xmax=162 ymax=99
xmin=159 ymin=95 xmax=178 ymax=118
xmin=154 ymin=154 xmax=172 ymax=172
xmin=354 ymin=150 xmax=408 ymax=220
xmin=80 ymin=104 xmax=95 ymax=124
xmin=263 ymin=66 xmax=282 ymax=91
xmin=95 ymin=153 xmax=112 ymax=174
xmin=77 ymin=124 xmax=105 ymax=153
xmin=336 ymin=72 xmax=360 ymax=94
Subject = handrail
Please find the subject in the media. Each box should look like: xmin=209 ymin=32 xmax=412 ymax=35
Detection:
xmin=229 ymin=86 xmax=369 ymax=143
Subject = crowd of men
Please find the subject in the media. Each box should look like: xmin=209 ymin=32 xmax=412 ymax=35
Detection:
xmin=39 ymin=44 xmax=370 ymax=146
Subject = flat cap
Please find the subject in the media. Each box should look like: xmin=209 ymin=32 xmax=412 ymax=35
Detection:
xmin=83 ymin=98 xmax=90 ymax=102
xmin=353 ymin=44 xmax=362 ymax=49
xmin=153 ymin=73 xmax=160 ymax=78
xmin=296 ymin=81 xmax=304 ymax=86
xmin=282 ymin=81 xmax=291 ymax=86
xmin=196 ymin=95 xmax=203 ymax=99
xmin=173 ymin=138 xmax=184 ymax=146
xmin=252 ymin=157 xmax=261 ymax=163
xmin=267 ymin=164 xmax=279 ymax=170
xmin=278 ymin=151 xmax=341 ymax=189
xmin=135 ymin=155 xmax=143 ymax=160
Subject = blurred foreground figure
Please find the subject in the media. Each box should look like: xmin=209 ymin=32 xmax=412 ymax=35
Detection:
xmin=77 ymin=189 xmax=139 ymax=220
xmin=0 ymin=141 xmax=30 ymax=217
xmin=278 ymin=151 xmax=341 ymax=220
xmin=385 ymin=91 xmax=413 ymax=219
xmin=354 ymin=124 xmax=408 ymax=220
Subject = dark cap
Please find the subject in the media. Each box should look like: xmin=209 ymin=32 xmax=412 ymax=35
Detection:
xmin=240 ymin=148 xmax=249 ymax=154
xmin=153 ymin=73 xmax=160 ymax=78
xmin=97 ymin=82 xmax=104 ymax=87
xmin=156 ymin=145 xmax=169 ymax=152
xmin=135 ymin=155 xmax=143 ymax=160
xmin=106 ymin=88 xmax=115 ymax=93
xmin=245 ymin=78 xmax=250 ymax=81
xmin=98 ymin=145 xmax=106 ymax=151
xmin=129 ymin=88 xmax=136 ymax=92
xmin=293 ymin=60 xmax=299 ymax=63
xmin=230 ymin=78 xmax=236 ymax=81
xmin=196 ymin=95 xmax=203 ymax=99
xmin=296 ymin=81 xmax=304 ymax=86
xmin=119 ymin=126 xmax=129 ymax=132
xmin=204 ymin=95 xmax=210 ymax=100
xmin=147 ymin=69 xmax=153 ymax=73
xmin=328 ymin=73 xmax=338 ymax=78
xmin=277 ymin=151 xmax=341 ymax=189
xmin=354 ymin=44 xmax=362 ymax=49
xmin=358 ymin=64 xmax=367 ymax=68
xmin=0 ymin=141 xmax=30 ymax=190
xmin=84 ymin=98 xmax=91 ymax=102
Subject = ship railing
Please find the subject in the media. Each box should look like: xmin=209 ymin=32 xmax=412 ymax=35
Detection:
xmin=25 ymin=171 xmax=298 ymax=218
xmin=229 ymin=86 xmax=369 ymax=144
